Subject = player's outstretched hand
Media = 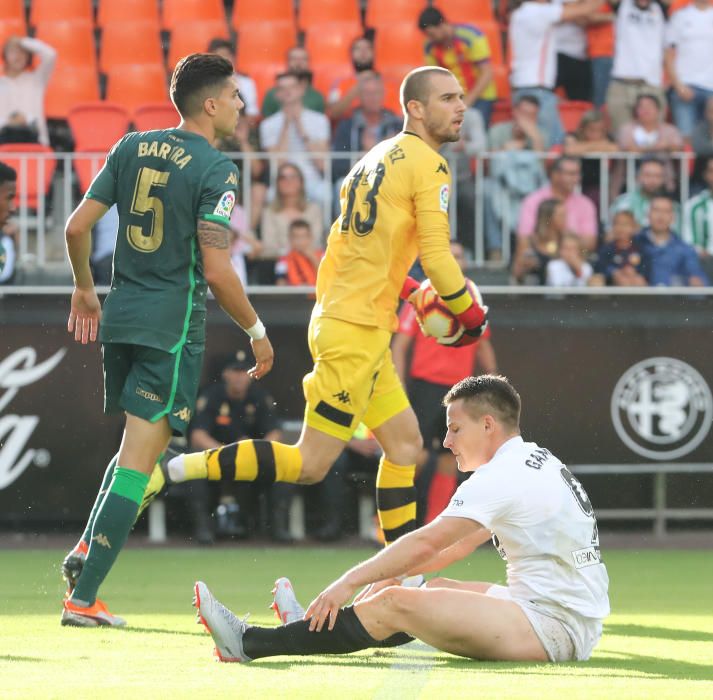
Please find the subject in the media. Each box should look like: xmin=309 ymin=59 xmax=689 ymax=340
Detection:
xmin=249 ymin=336 xmax=274 ymax=379
xmin=68 ymin=287 xmax=101 ymax=344
xmin=304 ymin=576 xmax=358 ymax=632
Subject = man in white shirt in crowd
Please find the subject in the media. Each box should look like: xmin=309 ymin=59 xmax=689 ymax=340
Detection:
xmin=509 ymin=0 xmax=600 ymax=146
xmin=0 ymin=35 xmax=56 ymax=145
xmin=664 ymin=0 xmax=713 ymax=139
xmin=606 ymin=0 xmax=667 ymax=136
xmin=194 ymin=374 xmax=610 ymax=665
xmin=259 ymin=71 xmax=331 ymax=205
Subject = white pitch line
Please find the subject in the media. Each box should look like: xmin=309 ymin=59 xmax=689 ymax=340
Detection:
xmin=372 ymin=639 xmax=437 ymax=699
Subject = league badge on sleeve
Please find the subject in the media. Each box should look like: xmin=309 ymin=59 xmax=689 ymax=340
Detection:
xmin=439 ymin=184 xmax=449 ymax=213
xmin=214 ymin=191 xmax=236 ymax=219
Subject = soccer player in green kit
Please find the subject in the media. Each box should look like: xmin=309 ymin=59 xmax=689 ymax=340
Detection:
xmin=61 ymin=53 xmax=274 ymax=627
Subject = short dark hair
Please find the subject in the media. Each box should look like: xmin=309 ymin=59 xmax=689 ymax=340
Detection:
xmin=551 ymin=155 xmax=581 ymax=174
xmin=418 ymin=7 xmax=446 ymax=30
xmin=443 ymin=375 xmax=522 ymax=430
xmin=612 ymin=209 xmax=637 ymax=224
xmin=400 ymin=66 xmax=453 ymax=111
xmin=0 ymin=161 xmax=17 ymax=185
xmin=170 ymin=53 xmax=234 ymax=118
xmin=634 ymin=93 xmax=661 ymax=114
xmin=514 ymin=94 xmax=540 ymax=109
xmin=650 ymin=193 xmax=675 ymax=207
xmin=207 ymin=38 xmax=233 ymax=55
xmin=639 ymin=156 xmax=665 ymax=171
xmin=289 ymin=218 xmax=311 ymax=233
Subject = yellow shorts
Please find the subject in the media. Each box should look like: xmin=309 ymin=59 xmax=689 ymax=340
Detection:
xmin=303 ymin=316 xmax=411 ymax=441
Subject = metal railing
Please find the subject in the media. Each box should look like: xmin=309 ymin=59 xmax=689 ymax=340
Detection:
xmin=2 ymin=148 xmax=697 ymax=271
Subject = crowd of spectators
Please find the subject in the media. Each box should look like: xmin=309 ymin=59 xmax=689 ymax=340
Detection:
xmin=1 ymin=0 xmax=712 ymax=288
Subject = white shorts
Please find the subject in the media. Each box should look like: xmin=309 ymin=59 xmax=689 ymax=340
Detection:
xmin=486 ymin=584 xmax=577 ymax=662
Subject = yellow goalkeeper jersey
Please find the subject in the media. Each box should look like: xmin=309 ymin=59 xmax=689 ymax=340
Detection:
xmin=314 ymin=130 xmax=469 ymax=332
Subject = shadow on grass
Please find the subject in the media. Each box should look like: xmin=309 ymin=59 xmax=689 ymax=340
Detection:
xmin=253 ymin=649 xmax=713 ymax=681
xmin=0 ymin=655 xmax=48 ymax=663
xmin=605 ymin=623 xmax=713 ymax=643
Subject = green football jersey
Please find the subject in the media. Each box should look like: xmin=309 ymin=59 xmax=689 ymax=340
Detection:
xmin=87 ymin=129 xmax=239 ymax=352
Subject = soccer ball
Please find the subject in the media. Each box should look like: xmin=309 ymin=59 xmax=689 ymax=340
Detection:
xmin=412 ymin=278 xmax=484 ymax=343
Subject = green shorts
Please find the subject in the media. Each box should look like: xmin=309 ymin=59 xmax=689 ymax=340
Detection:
xmin=102 ymin=342 xmax=204 ymax=436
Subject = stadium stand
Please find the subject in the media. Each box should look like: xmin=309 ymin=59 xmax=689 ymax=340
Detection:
xmin=298 ymin=0 xmax=361 ymax=28
xmin=44 ymin=65 xmax=100 ymax=120
xmin=67 ymin=102 xmax=130 ymax=152
xmin=374 ymin=22 xmax=424 ymax=70
xmin=105 ymin=64 xmax=169 ymax=114
xmin=168 ymin=21 xmax=231 ymax=70
xmin=559 ymin=100 xmax=595 ymax=134
xmin=304 ymin=23 xmax=364 ymax=66
xmin=161 ymin=0 xmax=227 ymax=32
xmin=29 ymin=0 xmax=92 ymax=26
xmin=236 ymin=20 xmax=297 ymax=72
xmin=365 ymin=0 xmax=423 ymax=29
xmin=444 ymin=0 xmax=496 ymax=24
xmin=0 ymin=0 xmax=23 ymax=23
xmin=0 ymin=17 xmax=27 ymax=51
xmin=231 ymin=0 xmax=294 ymax=28
xmin=34 ymin=19 xmax=96 ymax=69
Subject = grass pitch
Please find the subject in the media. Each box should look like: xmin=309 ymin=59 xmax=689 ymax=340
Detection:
xmin=1 ymin=545 xmax=712 ymax=699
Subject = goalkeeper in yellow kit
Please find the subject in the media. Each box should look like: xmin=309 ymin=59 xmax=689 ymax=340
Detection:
xmin=169 ymin=66 xmax=487 ymax=544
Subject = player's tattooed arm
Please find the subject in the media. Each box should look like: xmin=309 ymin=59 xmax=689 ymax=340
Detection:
xmin=197 ymin=219 xmax=230 ymax=249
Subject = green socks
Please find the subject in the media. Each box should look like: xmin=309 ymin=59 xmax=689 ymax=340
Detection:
xmin=71 ymin=467 xmax=149 ymax=606
xmin=80 ymin=456 xmax=118 ymax=547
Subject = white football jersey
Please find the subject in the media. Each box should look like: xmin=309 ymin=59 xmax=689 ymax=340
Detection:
xmin=441 ymin=436 xmax=610 ymax=622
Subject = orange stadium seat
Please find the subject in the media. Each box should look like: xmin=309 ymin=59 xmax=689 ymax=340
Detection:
xmin=0 ymin=143 xmax=57 ymax=209
xmin=559 ymin=100 xmax=595 ymax=133
xmin=133 ymin=102 xmax=180 ymax=131
xmin=365 ymin=0 xmax=423 ymax=29
xmin=0 ymin=0 xmax=23 ymax=23
xmin=490 ymin=99 xmax=512 ymax=125
xmin=0 ymin=18 xmax=26 ymax=47
xmin=106 ymin=64 xmax=169 ymax=113
xmin=479 ymin=20 xmax=504 ymax=67
xmin=378 ymin=63 xmax=419 ymax=87
xmin=44 ymin=65 xmax=99 ymax=119
xmin=236 ymin=20 xmax=297 ymax=72
xmin=100 ymin=22 xmax=163 ymax=72
xmin=97 ymin=0 xmax=160 ymax=27
xmin=374 ymin=23 xmax=424 ymax=69
xmin=304 ymin=23 xmax=363 ymax=65
xmin=35 ymin=20 xmax=96 ymax=68
xmin=232 ymin=0 xmax=293 ymax=28
xmin=441 ymin=0 xmax=495 ymax=25
xmin=73 ymin=154 xmax=106 ymax=193
xmin=311 ymin=62 xmax=352 ymax=100
xmin=68 ymin=102 xmax=131 ymax=151
xmin=247 ymin=61 xmax=285 ymax=105
xmin=30 ymin=0 xmax=92 ymax=26
xmin=168 ymin=20 xmax=231 ymax=69
xmin=162 ymin=0 xmax=226 ymax=32
xmin=298 ymin=0 xmax=361 ymax=29
xmin=669 ymin=0 xmax=691 ymax=12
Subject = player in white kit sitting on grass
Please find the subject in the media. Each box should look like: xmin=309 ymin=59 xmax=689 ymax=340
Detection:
xmin=194 ymin=374 xmax=610 ymax=664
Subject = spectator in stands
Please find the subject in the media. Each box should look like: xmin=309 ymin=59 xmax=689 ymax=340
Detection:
xmin=326 ymin=36 xmax=376 ymax=121
xmin=564 ymin=109 xmax=617 ymax=206
xmin=664 ymin=0 xmax=713 ymax=140
xmin=228 ymin=203 xmax=262 ymax=286
xmin=513 ymin=198 xmax=566 ymax=284
xmin=546 ymin=232 xmax=595 ymax=286
xmin=609 ymin=156 xmax=671 ymax=227
xmin=635 ymin=194 xmax=710 ymax=286
xmin=0 ymin=161 xmax=16 ymax=284
xmin=443 ymin=107 xmax=487 ymax=254
xmin=585 ymin=3 xmax=615 ymax=109
xmin=208 ymin=38 xmax=259 ymax=126
xmin=483 ymin=95 xmax=547 ymax=260
xmin=617 ymin=94 xmax=684 ymax=163
xmin=189 ymin=351 xmax=293 ymax=543
xmin=0 ymin=36 xmax=56 ymax=145
xmin=331 ymin=73 xmax=401 ymax=184
xmin=417 ymin=6 xmax=497 ymax=126
xmin=509 ymin=0 xmax=600 ymax=146
xmin=259 ymin=71 xmax=331 ymax=204
xmin=691 ymin=96 xmax=713 ymax=159
xmin=392 ymin=242 xmax=497 ymax=524
xmin=683 ymin=155 xmax=713 ymax=263
xmin=517 ymin=156 xmax=598 ymax=251
xmin=262 ymin=46 xmax=326 ymax=119
xmin=593 ymin=210 xmax=647 ymax=285
xmin=606 ymin=0 xmax=666 ymax=137
xmin=259 ymin=162 xmax=324 ymax=280
xmin=554 ymin=0 xmax=592 ymax=102
xmin=275 ymin=219 xmax=323 ymax=287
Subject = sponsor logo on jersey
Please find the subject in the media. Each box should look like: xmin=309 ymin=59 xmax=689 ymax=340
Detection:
xmin=611 ymin=357 xmax=712 ymax=460
xmin=92 ymin=533 xmax=112 ymax=549
xmin=213 ymin=191 xmax=236 ymax=219
xmin=0 ymin=347 xmax=66 ymax=490
xmin=571 ymin=546 xmax=601 ymax=569
xmin=436 ymin=162 xmax=449 ymax=175
xmin=225 ymin=171 xmax=238 ymax=186
xmin=332 ymin=390 xmax=351 ymax=405
xmin=439 ymin=184 xmax=449 ymax=213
